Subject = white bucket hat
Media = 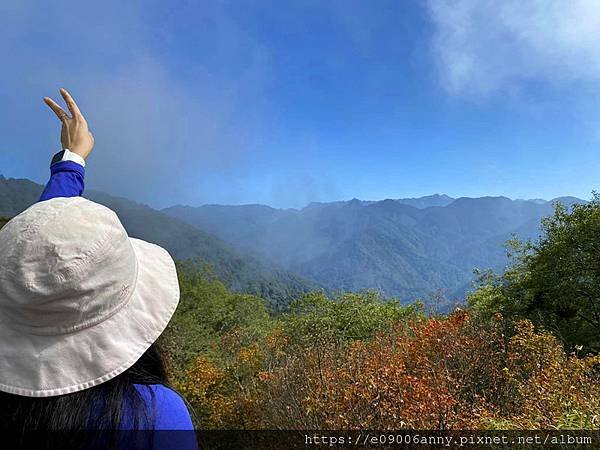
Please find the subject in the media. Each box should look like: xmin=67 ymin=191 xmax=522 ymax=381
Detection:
xmin=0 ymin=197 xmax=180 ymax=397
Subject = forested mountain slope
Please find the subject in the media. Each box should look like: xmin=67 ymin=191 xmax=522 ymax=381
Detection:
xmin=0 ymin=176 xmax=319 ymax=310
xmin=164 ymin=195 xmax=586 ymax=301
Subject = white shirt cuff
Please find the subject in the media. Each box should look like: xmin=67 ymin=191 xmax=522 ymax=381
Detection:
xmin=62 ymin=149 xmax=86 ymax=167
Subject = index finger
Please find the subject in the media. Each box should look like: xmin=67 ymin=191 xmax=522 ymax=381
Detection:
xmin=60 ymin=88 xmax=83 ymax=119
xmin=43 ymin=97 xmax=69 ymax=122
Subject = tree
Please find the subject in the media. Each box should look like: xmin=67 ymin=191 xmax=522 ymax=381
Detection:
xmin=160 ymin=260 xmax=272 ymax=376
xmin=280 ymin=290 xmax=424 ymax=347
xmin=469 ymin=195 xmax=600 ymax=352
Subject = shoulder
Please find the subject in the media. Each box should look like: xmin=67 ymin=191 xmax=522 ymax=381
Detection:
xmin=134 ymin=384 xmax=194 ymax=430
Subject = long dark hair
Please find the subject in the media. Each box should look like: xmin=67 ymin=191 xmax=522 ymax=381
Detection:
xmin=0 ymin=342 xmax=174 ymax=449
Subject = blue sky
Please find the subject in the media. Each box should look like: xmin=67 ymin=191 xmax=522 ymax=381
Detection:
xmin=1 ymin=1 xmax=599 ymax=209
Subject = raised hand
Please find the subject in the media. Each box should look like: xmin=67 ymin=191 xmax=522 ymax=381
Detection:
xmin=44 ymin=88 xmax=94 ymax=160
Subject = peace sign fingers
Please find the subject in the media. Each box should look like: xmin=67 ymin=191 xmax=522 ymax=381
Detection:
xmin=43 ymin=88 xmax=94 ymax=160
xmin=43 ymin=96 xmax=69 ymax=123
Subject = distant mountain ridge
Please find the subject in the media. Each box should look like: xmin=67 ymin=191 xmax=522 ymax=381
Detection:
xmin=393 ymin=194 xmax=455 ymax=209
xmin=164 ymin=194 xmax=587 ymax=303
xmin=0 ymin=176 xmax=319 ymax=310
xmin=1 ymin=173 xmax=587 ymax=307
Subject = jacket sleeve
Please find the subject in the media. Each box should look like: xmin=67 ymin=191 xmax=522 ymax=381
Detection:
xmin=39 ymin=161 xmax=85 ymax=202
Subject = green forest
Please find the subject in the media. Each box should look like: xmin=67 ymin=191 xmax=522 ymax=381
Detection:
xmin=1 ymin=197 xmax=599 ymax=430
xmin=158 ymin=197 xmax=600 ymax=430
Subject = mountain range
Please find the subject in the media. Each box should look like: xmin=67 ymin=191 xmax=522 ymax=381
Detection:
xmin=163 ymin=194 xmax=585 ymax=303
xmin=0 ymin=174 xmax=586 ymax=308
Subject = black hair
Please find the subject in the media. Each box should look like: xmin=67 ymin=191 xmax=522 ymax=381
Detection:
xmin=0 ymin=342 xmax=179 ymax=449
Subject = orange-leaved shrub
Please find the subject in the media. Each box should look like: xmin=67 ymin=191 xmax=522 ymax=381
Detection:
xmin=257 ymin=311 xmax=600 ymax=430
xmin=487 ymin=321 xmax=600 ymax=429
xmin=176 ymin=328 xmax=267 ymax=429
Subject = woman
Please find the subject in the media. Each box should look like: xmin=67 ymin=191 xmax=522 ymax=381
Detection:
xmin=0 ymin=89 xmax=197 ymax=449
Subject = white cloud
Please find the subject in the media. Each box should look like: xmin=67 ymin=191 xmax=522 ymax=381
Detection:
xmin=427 ymin=0 xmax=600 ymax=96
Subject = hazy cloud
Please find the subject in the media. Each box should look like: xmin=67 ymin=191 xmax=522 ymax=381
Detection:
xmin=427 ymin=0 xmax=600 ymax=96
xmin=0 ymin=1 xmax=272 ymax=208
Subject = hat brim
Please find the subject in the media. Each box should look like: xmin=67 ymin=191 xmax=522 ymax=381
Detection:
xmin=0 ymin=238 xmax=180 ymax=397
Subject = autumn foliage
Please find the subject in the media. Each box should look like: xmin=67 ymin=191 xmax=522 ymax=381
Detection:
xmin=258 ymin=310 xmax=599 ymax=429
xmin=168 ymin=292 xmax=599 ymax=429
